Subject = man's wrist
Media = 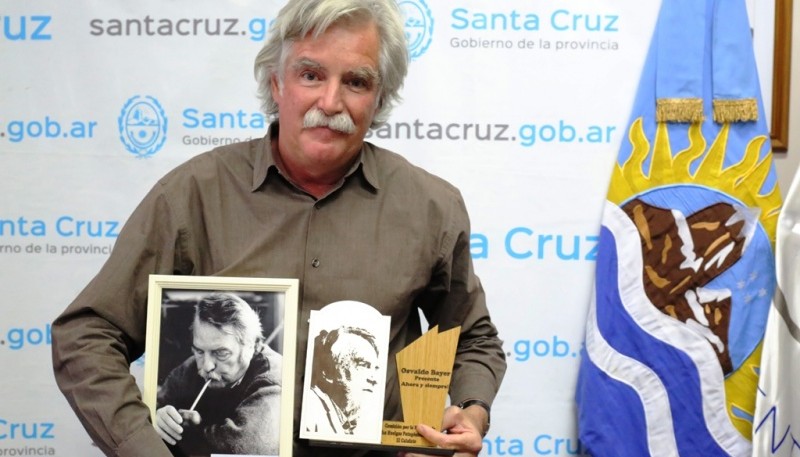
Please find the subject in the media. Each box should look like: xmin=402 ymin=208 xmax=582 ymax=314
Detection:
xmin=457 ymin=399 xmax=491 ymax=434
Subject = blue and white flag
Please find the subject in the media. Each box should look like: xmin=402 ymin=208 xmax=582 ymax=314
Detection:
xmin=753 ymin=168 xmax=800 ymax=456
xmin=576 ymin=0 xmax=782 ymax=455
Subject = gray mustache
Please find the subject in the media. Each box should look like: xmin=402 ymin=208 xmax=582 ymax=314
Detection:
xmin=303 ymin=108 xmax=356 ymax=134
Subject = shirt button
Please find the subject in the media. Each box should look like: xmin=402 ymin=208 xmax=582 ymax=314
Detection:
xmin=311 ymin=258 xmax=320 ymax=268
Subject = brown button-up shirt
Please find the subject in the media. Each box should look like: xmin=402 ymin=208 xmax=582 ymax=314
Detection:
xmin=52 ymin=124 xmax=506 ymax=457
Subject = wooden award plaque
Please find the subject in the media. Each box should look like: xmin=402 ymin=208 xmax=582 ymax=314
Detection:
xmin=380 ymin=325 xmax=460 ymax=455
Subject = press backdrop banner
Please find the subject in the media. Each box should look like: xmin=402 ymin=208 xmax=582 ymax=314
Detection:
xmin=0 ymin=0 xmax=776 ymax=456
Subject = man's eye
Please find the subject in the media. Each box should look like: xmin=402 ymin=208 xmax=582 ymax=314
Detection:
xmin=300 ymin=71 xmax=318 ymax=81
xmin=348 ymin=78 xmax=371 ymax=90
xmin=214 ymin=350 xmax=232 ymax=361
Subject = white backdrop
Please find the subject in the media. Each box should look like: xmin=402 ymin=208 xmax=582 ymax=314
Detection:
xmin=0 ymin=1 xmax=778 ymax=455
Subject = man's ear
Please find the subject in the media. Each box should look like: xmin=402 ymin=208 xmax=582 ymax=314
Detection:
xmin=270 ymin=74 xmax=281 ymax=103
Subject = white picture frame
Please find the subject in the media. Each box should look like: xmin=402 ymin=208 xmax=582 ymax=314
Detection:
xmin=142 ymin=274 xmax=299 ymax=457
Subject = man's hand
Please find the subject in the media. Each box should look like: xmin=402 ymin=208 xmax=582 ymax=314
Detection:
xmin=399 ymin=405 xmax=488 ymax=457
xmin=155 ymin=406 xmax=201 ymax=445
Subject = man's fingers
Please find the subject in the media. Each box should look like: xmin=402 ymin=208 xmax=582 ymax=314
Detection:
xmin=155 ymin=406 xmax=184 ymax=444
xmin=414 ymin=418 xmax=481 ymax=456
xmin=155 ymin=427 xmax=177 ymax=446
xmin=178 ymin=409 xmax=202 ymax=425
xmin=414 ymin=424 xmax=459 ymax=449
xmin=415 ymin=424 xmax=443 ymax=442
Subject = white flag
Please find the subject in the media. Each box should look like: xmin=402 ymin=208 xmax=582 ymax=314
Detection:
xmin=754 ymin=168 xmax=800 ymax=456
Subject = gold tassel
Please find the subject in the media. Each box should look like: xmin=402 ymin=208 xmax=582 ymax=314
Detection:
xmin=656 ymin=98 xmax=704 ymax=123
xmin=713 ymin=98 xmax=758 ymax=123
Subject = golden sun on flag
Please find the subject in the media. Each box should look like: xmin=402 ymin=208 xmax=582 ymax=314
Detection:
xmin=608 ymin=118 xmax=782 ymax=243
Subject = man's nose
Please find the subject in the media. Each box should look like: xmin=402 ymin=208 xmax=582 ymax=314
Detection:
xmin=318 ymin=81 xmax=345 ymax=115
xmin=199 ymin=354 xmax=216 ymax=372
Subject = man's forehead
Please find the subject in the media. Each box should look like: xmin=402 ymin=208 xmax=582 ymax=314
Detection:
xmin=194 ymin=322 xmax=239 ymax=345
xmin=334 ymin=332 xmax=378 ymax=354
xmin=286 ymin=20 xmax=381 ymax=71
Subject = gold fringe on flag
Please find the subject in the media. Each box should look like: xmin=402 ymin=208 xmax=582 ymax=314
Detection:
xmin=656 ymin=98 xmax=704 ymax=123
xmin=713 ymin=98 xmax=758 ymax=123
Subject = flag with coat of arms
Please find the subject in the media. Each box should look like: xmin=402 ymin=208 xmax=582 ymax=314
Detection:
xmin=576 ymin=0 xmax=782 ymax=454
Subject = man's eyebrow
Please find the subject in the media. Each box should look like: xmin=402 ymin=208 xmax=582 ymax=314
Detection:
xmin=349 ymin=67 xmax=381 ymax=85
xmin=291 ymin=57 xmax=323 ymax=72
xmin=291 ymin=58 xmax=380 ymax=85
xmin=352 ymin=356 xmax=371 ymax=365
xmin=191 ymin=344 xmax=228 ymax=353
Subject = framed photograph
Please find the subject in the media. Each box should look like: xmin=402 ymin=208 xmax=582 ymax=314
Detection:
xmin=143 ymin=275 xmax=299 ymax=457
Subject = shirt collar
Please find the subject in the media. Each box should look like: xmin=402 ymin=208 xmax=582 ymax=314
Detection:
xmin=251 ymin=121 xmax=380 ymax=192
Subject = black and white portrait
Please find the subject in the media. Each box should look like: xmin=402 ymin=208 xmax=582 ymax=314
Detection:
xmin=300 ymin=301 xmax=390 ymax=444
xmin=153 ymin=289 xmax=284 ymax=456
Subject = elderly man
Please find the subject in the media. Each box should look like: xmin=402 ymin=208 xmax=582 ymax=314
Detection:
xmin=155 ymin=293 xmax=281 ymax=455
xmin=305 ymin=326 xmax=381 ymax=436
xmin=52 ymin=0 xmax=506 ymax=456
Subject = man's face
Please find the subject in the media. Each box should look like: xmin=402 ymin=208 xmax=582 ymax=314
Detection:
xmin=192 ymin=319 xmax=255 ymax=388
xmin=270 ymin=19 xmax=381 ymax=183
xmin=330 ymin=332 xmax=380 ymax=406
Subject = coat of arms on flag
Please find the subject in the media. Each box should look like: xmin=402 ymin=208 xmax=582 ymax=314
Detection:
xmin=576 ymin=0 xmax=782 ymax=455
